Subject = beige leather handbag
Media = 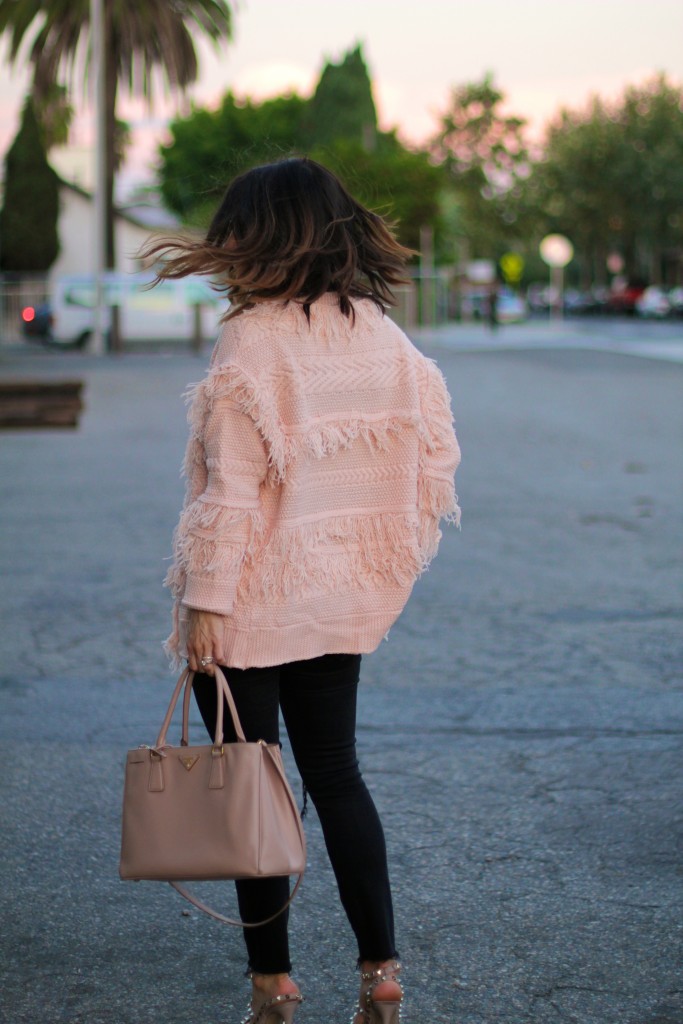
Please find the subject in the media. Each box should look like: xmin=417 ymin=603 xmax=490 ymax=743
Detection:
xmin=119 ymin=665 xmax=306 ymax=926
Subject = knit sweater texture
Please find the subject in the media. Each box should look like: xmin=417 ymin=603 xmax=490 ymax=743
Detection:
xmin=165 ymin=293 xmax=461 ymax=669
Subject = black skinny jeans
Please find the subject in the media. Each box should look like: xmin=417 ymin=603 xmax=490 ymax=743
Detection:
xmin=192 ymin=653 xmax=397 ymax=974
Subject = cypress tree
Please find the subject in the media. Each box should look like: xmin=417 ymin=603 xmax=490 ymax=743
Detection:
xmin=0 ymin=97 xmax=60 ymax=273
xmin=309 ymin=44 xmax=378 ymax=149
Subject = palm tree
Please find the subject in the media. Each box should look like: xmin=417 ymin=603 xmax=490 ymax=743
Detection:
xmin=0 ymin=1 xmax=233 ymax=282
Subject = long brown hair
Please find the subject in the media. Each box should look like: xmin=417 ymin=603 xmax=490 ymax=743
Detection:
xmin=141 ymin=157 xmax=414 ymax=320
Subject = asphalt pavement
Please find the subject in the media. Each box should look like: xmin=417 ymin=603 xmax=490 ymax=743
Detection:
xmin=1 ymin=326 xmax=682 ymax=1024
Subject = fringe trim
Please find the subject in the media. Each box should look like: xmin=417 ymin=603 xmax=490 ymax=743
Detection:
xmin=182 ymin=435 xmax=205 ymax=479
xmin=422 ymin=358 xmax=461 ymax=456
xmin=184 ymin=362 xmax=427 ymax=483
xmin=163 ymin=502 xmax=457 ymax=665
xmin=239 ymin=511 xmax=441 ymax=604
xmin=177 ymin=498 xmax=263 ymax=537
xmin=163 ymin=601 xmax=183 ymax=669
xmin=279 ymin=415 xmax=424 ymax=468
xmin=163 ymin=501 xmax=263 ymax=597
xmin=419 ymin=474 xmax=462 ymax=529
xmin=163 ymin=501 xmax=263 ymax=667
xmin=416 ymin=470 xmax=461 ymax=565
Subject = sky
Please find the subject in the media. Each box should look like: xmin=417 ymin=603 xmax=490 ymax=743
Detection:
xmin=1 ymin=0 xmax=682 ymax=197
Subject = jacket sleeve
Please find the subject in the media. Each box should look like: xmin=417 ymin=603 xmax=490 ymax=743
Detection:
xmin=168 ymin=381 xmax=269 ymax=616
xmin=417 ymin=357 xmax=461 ymax=563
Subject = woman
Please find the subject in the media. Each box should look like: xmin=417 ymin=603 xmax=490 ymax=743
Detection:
xmin=147 ymin=158 xmax=460 ymax=1024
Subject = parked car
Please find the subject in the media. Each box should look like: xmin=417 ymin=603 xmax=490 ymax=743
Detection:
xmin=605 ymin=283 xmax=646 ymax=315
xmin=24 ymin=274 xmax=222 ymax=349
xmin=635 ymin=286 xmax=671 ymax=319
xmin=667 ymin=287 xmax=683 ymax=317
xmin=496 ymin=288 xmax=527 ymax=323
xmin=21 ymin=302 xmax=54 ymax=340
xmin=461 ymin=286 xmax=527 ymax=324
xmin=563 ymin=287 xmax=609 ymax=316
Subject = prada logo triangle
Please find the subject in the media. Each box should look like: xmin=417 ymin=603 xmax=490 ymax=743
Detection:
xmin=178 ymin=754 xmax=199 ymax=772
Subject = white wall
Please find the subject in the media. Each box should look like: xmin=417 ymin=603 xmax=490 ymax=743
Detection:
xmin=49 ymin=186 xmax=156 ymax=282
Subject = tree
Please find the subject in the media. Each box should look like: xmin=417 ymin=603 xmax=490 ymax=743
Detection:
xmin=525 ymin=75 xmax=683 ymax=285
xmin=431 ymin=73 xmax=530 ymax=258
xmin=159 ymin=91 xmax=310 ymax=226
xmin=308 ymin=44 xmax=378 ymax=149
xmin=158 ymin=43 xmax=444 ymax=253
xmin=619 ymin=76 xmax=683 ymax=282
xmin=523 ymin=99 xmax=622 ymax=286
xmin=160 ymin=42 xmax=382 ymax=225
xmin=0 ymin=0 xmax=234 ymax=273
xmin=309 ymin=135 xmax=445 ymax=253
xmin=0 ymin=97 xmax=60 ymax=272
xmin=159 ymin=87 xmax=443 ymax=252
xmin=32 ymin=82 xmax=74 ymax=151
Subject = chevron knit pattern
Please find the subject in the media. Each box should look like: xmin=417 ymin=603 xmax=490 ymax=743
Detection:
xmin=165 ymin=293 xmax=461 ymax=669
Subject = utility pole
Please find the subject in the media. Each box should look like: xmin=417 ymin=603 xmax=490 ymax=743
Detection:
xmin=419 ymin=225 xmax=435 ymax=327
xmin=90 ymin=0 xmax=107 ymax=355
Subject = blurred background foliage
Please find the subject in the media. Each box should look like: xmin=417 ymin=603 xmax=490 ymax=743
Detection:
xmin=0 ymin=96 xmax=60 ymax=272
xmin=158 ymin=46 xmax=683 ymax=286
xmin=158 ymin=45 xmax=445 ymax=253
xmin=1 ymin=14 xmax=682 ymax=289
xmin=0 ymin=0 xmax=234 ymax=276
xmin=523 ymin=75 xmax=683 ymax=287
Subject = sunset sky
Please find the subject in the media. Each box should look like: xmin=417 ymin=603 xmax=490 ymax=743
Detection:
xmin=1 ymin=0 xmax=682 ymax=196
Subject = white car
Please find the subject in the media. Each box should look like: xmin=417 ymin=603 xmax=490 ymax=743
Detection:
xmin=668 ymin=287 xmax=683 ymax=316
xmin=497 ymin=289 xmax=527 ymax=324
xmin=635 ymin=286 xmax=671 ymax=319
xmin=48 ymin=273 xmax=222 ymax=347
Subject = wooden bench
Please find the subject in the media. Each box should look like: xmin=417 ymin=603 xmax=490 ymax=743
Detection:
xmin=0 ymin=380 xmax=85 ymax=429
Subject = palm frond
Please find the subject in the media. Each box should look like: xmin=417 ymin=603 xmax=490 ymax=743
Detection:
xmin=0 ymin=0 xmax=233 ymax=97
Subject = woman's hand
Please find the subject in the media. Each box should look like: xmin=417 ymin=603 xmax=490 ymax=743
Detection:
xmin=185 ymin=608 xmax=225 ymax=673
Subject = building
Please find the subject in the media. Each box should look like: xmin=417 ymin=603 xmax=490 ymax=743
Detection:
xmin=51 ymin=179 xmax=174 ymax=279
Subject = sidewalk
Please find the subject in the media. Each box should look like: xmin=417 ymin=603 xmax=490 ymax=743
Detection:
xmin=1 ymin=345 xmax=681 ymax=1023
xmin=411 ymin=316 xmax=683 ymax=363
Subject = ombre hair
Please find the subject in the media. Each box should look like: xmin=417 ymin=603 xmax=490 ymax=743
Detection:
xmin=141 ymin=157 xmax=415 ymax=320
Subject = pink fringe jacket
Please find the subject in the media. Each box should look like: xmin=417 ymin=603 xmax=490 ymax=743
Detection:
xmin=165 ymin=293 xmax=461 ymax=669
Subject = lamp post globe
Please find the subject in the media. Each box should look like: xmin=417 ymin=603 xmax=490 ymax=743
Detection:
xmin=539 ymin=234 xmax=574 ymax=319
xmin=540 ymin=234 xmax=574 ymax=269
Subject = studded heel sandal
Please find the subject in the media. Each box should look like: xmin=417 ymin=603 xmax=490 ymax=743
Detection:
xmin=240 ymin=979 xmax=303 ymax=1024
xmin=351 ymin=960 xmax=403 ymax=1024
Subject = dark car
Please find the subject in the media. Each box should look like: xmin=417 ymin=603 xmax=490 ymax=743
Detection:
xmin=21 ymin=302 xmax=53 ymax=340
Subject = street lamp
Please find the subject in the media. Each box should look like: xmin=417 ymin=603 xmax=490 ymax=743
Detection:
xmin=90 ymin=0 xmax=106 ymax=355
xmin=539 ymin=234 xmax=574 ymax=321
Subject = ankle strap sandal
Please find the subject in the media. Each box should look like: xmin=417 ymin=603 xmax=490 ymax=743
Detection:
xmin=241 ymin=986 xmax=303 ymax=1024
xmin=351 ymin=961 xmax=403 ymax=1024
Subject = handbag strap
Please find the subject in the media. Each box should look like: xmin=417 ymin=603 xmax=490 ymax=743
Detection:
xmin=155 ymin=665 xmax=246 ymax=749
xmin=169 ymin=872 xmax=303 ymax=928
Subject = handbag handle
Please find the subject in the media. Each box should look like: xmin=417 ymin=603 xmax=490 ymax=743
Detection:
xmin=169 ymin=871 xmax=304 ymax=928
xmin=155 ymin=665 xmax=246 ymax=749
